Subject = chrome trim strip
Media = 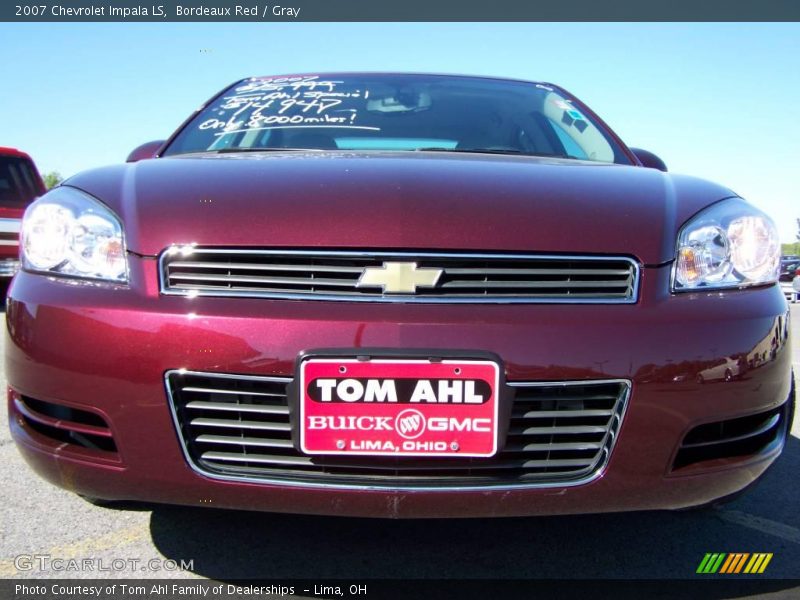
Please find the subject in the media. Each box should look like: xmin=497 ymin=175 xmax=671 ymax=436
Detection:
xmin=0 ymin=258 xmax=20 ymax=277
xmin=196 ymin=434 xmax=295 ymax=448
xmin=165 ymin=369 xmax=631 ymax=492
xmin=189 ymin=417 xmax=291 ymax=431
xmin=185 ymin=400 xmax=290 ymax=414
xmin=158 ymin=248 xmax=640 ymax=304
xmin=0 ymin=218 xmax=21 ymax=234
xmin=181 ymin=386 xmax=285 ymax=397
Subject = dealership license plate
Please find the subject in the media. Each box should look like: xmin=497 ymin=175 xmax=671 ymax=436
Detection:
xmin=299 ymin=358 xmax=500 ymax=457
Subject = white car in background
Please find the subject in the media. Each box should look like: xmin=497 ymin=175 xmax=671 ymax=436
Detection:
xmin=778 ymin=255 xmax=800 ymax=303
xmin=696 ymin=357 xmax=741 ymax=384
xmin=792 ymin=273 xmax=800 ymax=303
xmin=779 ymin=259 xmax=799 ymax=303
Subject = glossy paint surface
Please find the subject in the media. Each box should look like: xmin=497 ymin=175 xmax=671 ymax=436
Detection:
xmin=65 ymin=152 xmax=735 ymax=265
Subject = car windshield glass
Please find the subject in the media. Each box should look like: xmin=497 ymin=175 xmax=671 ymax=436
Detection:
xmin=0 ymin=156 xmax=40 ymax=208
xmin=163 ymin=74 xmax=629 ymax=164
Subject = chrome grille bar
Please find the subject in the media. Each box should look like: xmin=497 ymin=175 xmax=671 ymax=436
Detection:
xmin=196 ymin=435 xmax=295 ymax=448
xmin=190 ymin=417 xmax=291 ymax=431
xmin=160 ymin=248 xmax=639 ymax=304
xmin=166 ymin=370 xmax=630 ymax=490
xmin=185 ymin=401 xmax=290 ymax=415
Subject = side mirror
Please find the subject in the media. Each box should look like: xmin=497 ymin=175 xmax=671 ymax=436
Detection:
xmin=126 ymin=140 xmax=166 ymax=163
xmin=630 ymin=148 xmax=668 ymax=172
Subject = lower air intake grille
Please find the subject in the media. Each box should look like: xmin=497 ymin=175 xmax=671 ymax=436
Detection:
xmin=160 ymin=249 xmax=639 ymax=303
xmin=167 ymin=371 xmax=629 ymax=488
xmin=673 ymin=403 xmax=789 ymax=471
xmin=14 ymin=394 xmax=117 ymax=454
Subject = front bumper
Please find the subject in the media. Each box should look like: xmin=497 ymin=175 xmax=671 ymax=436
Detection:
xmin=4 ymin=256 xmax=794 ymax=517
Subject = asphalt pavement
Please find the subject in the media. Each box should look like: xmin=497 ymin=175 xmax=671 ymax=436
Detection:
xmin=1 ymin=305 xmax=799 ymax=588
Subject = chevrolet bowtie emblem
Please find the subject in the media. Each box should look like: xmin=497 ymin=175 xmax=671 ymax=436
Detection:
xmin=356 ymin=262 xmax=443 ymax=294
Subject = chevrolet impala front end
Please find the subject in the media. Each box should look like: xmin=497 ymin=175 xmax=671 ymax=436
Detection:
xmin=5 ymin=73 xmax=794 ymax=517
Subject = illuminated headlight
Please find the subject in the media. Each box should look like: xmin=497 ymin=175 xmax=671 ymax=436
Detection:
xmin=21 ymin=186 xmax=128 ymax=283
xmin=673 ymin=197 xmax=779 ymax=291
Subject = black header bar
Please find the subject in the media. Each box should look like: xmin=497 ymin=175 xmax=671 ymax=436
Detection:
xmin=4 ymin=579 xmax=800 ymax=600
xmin=3 ymin=0 xmax=800 ymax=22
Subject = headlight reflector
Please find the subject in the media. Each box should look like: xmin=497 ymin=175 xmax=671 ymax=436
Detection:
xmin=22 ymin=203 xmax=74 ymax=270
xmin=22 ymin=187 xmax=128 ymax=282
xmin=673 ymin=198 xmax=779 ymax=291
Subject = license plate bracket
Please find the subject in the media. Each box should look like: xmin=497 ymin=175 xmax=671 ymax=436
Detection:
xmin=295 ymin=350 xmax=504 ymax=457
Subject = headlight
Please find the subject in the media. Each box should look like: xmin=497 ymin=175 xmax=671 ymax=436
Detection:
xmin=673 ymin=197 xmax=779 ymax=291
xmin=22 ymin=186 xmax=128 ymax=282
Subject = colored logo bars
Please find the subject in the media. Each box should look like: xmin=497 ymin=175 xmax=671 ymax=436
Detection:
xmin=696 ymin=553 xmax=773 ymax=574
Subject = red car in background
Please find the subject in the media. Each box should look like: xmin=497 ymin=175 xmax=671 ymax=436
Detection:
xmin=0 ymin=147 xmax=45 ymax=279
xmin=5 ymin=73 xmax=795 ymax=518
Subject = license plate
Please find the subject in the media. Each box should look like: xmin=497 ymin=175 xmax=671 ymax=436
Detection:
xmin=299 ymin=358 xmax=500 ymax=457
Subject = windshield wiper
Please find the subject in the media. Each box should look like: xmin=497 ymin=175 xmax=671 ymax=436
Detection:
xmin=210 ymin=147 xmax=575 ymax=159
xmin=416 ymin=147 xmax=573 ymax=159
xmin=212 ymin=147 xmax=327 ymax=153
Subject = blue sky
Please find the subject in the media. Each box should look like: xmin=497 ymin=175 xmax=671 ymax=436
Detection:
xmin=1 ymin=22 xmax=798 ymax=242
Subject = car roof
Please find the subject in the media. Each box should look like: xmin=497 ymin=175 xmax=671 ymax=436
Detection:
xmin=247 ymin=72 xmax=561 ymax=89
xmin=0 ymin=146 xmax=34 ymax=160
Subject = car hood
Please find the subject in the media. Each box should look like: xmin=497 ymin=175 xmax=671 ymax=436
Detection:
xmin=66 ymin=151 xmax=735 ymax=264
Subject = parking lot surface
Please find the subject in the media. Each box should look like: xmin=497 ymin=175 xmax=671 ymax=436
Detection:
xmin=1 ymin=306 xmax=798 ymax=586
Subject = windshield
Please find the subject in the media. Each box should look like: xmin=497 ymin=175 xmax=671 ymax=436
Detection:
xmin=163 ymin=74 xmax=630 ymax=164
xmin=0 ymin=156 xmax=42 ymax=208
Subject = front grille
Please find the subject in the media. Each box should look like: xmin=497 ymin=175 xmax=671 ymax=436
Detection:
xmin=0 ymin=232 xmax=18 ymax=246
xmin=0 ymin=217 xmax=20 ymax=248
xmin=673 ymin=403 xmax=789 ymax=471
xmin=0 ymin=217 xmax=21 ymax=277
xmin=0 ymin=258 xmax=20 ymax=277
xmin=160 ymin=248 xmax=639 ymax=303
xmin=166 ymin=370 xmax=629 ymax=489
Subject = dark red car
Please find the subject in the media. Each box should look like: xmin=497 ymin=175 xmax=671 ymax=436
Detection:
xmin=0 ymin=147 xmax=45 ymax=279
xmin=6 ymin=74 xmax=794 ymax=518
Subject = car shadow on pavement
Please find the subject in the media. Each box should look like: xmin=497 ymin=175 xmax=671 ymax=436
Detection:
xmin=146 ymin=433 xmax=800 ymax=585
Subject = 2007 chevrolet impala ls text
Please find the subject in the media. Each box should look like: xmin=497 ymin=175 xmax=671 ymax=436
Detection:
xmin=5 ymin=73 xmax=794 ymax=517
